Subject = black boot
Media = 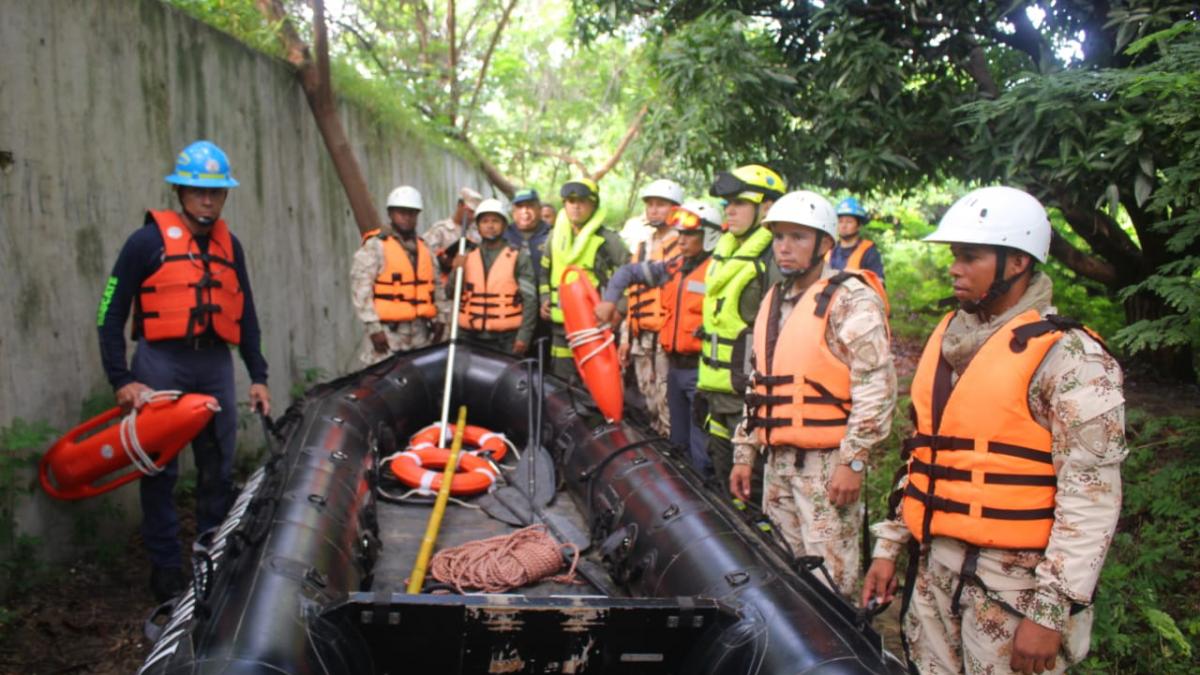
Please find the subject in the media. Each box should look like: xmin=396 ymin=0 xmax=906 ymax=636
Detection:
xmin=150 ymin=566 xmax=185 ymax=602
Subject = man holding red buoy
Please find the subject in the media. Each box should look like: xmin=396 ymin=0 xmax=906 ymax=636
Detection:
xmin=539 ymin=178 xmax=629 ymax=380
xmin=96 ymin=141 xmax=271 ymax=602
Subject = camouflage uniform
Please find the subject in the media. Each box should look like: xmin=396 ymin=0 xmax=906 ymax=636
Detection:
xmin=423 ymin=216 xmax=481 ymax=319
xmin=627 ymin=226 xmax=678 ymax=435
xmin=351 ymin=233 xmax=447 ymax=365
xmin=734 ymin=268 xmax=896 ymax=597
xmin=870 ymin=273 xmax=1127 ymax=673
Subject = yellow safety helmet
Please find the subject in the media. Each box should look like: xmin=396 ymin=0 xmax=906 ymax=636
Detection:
xmin=709 ymin=164 xmax=786 ymax=204
xmin=560 ymin=177 xmax=600 ymax=203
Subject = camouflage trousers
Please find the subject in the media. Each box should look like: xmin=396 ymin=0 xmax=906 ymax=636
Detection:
xmin=763 ymin=446 xmax=861 ymax=597
xmin=630 ymin=332 xmax=670 ymax=436
xmin=357 ymin=320 xmax=436 ymax=365
xmin=904 ymin=557 xmax=1094 ymax=674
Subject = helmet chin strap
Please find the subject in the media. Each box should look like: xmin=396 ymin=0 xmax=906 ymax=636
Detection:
xmin=960 ymin=247 xmax=1019 ymax=314
xmin=780 ymin=235 xmax=828 ymax=280
xmin=183 ymin=207 xmax=215 ymax=229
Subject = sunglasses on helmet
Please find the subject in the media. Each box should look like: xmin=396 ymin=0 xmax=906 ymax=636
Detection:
xmin=709 ymin=171 xmax=781 ymax=201
xmin=560 ymin=181 xmax=596 ymax=200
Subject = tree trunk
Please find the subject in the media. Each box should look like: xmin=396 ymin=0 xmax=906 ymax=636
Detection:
xmin=257 ymin=0 xmax=380 ymax=236
xmin=1122 ymin=289 xmax=1197 ymax=383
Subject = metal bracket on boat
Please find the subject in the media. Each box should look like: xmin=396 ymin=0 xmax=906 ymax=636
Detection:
xmin=794 ymin=554 xmax=839 ymax=592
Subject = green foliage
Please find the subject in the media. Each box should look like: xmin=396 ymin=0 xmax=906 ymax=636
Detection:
xmin=166 ymin=0 xmax=284 ymax=56
xmin=0 ymin=420 xmax=55 ymax=548
xmin=1079 ymin=411 xmax=1200 ymax=671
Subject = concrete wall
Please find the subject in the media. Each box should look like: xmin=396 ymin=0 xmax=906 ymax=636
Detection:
xmin=0 ymin=0 xmax=488 ymax=564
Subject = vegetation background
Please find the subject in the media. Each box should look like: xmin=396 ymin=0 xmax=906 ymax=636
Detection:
xmin=1 ymin=0 xmax=1197 ymax=672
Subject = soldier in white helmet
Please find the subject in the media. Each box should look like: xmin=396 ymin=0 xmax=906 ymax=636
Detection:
xmin=453 ymin=198 xmax=538 ymax=355
xmin=861 ymin=186 xmax=1127 ymax=674
xmin=350 ymin=185 xmax=446 ymax=364
xmin=623 ymin=178 xmax=686 ymax=436
xmin=729 ymin=190 xmax=896 ymax=597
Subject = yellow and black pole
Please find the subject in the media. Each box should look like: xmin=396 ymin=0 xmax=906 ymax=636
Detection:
xmin=407 ymin=405 xmax=468 ymax=594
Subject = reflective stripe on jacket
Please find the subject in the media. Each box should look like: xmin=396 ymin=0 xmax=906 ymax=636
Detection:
xmin=697 ymin=227 xmax=773 ymax=394
xmin=136 ymin=210 xmax=243 ymax=344
xmin=459 ymin=246 xmax=522 ymax=332
xmin=373 ymin=236 xmax=437 ymax=322
xmin=902 ymin=308 xmax=1068 ymax=550
xmin=546 ymin=208 xmax=608 ymax=325
xmin=659 ymin=257 xmax=709 ymax=355
xmin=627 ymin=231 xmax=679 ymax=335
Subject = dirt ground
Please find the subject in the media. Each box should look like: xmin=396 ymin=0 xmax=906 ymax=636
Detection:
xmin=0 ymin=347 xmax=1193 ymax=674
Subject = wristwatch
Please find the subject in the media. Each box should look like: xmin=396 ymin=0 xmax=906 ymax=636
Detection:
xmin=847 ymin=459 xmax=866 ymax=473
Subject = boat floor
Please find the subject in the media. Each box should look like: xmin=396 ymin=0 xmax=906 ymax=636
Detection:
xmin=371 ymin=484 xmax=622 ymax=597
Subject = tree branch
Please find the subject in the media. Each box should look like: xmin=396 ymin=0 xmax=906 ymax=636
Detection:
xmin=1048 ymin=230 xmax=1118 ymax=286
xmin=534 ymin=149 xmax=590 ymax=176
xmin=459 ymin=0 xmax=519 ymax=137
xmin=447 ymin=0 xmax=458 ymax=127
xmin=257 ymin=0 xmax=380 ymax=235
xmin=1052 ymin=189 xmax=1145 ymax=283
xmin=455 ymin=134 xmax=516 ymax=198
xmin=589 ymin=103 xmax=649 ymax=181
xmin=993 ymin=3 xmax=1056 ymax=71
xmin=960 ymin=35 xmax=1000 ymax=99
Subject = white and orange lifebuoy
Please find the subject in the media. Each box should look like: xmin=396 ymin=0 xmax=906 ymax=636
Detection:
xmin=407 ymin=423 xmax=509 ymax=462
xmin=388 ymin=447 xmax=498 ymax=497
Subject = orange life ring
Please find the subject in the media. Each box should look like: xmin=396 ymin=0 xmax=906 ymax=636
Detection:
xmin=559 ymin=265 xmax=624 ymax=422
xmin=407 ymin=423 xmax=509 ymax=462
xmin=388 ymin=447 xmax=498 ymax=497
xmin=39 ymin=391 xmax=219 ymax=501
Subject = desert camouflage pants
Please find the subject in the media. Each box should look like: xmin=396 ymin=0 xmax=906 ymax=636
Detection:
xmin=357 ymin=320 xmax=436 ymax=365
xmin=631 ymin=332 xmax=670 ymax=435
xmin=904 ymin=557 xmax=1093 ymax=674
xmin=763 ymin=446 xmax=861 ymax=597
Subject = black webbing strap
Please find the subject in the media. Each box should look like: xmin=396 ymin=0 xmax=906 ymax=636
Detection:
xmin=908 ymin=457 xmax=1056 ymax=486
xmin=905 ymin=482 xmax=1056 ymax=521
xmin=898 ymin=538 xmax=921 ymax=675
xmin=813 ymin=271 xmax=855 ymax=319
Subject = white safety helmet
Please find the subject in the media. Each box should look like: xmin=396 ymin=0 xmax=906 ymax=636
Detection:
xmin=386 ymin=185 xmax=423 ymax=211
xmin=474 ymin=197 xmax=509 ymax=224
xmin=675 ymin=199 xmax=723 ymax=251
xmin=924 ymin=186 xmax=1051 ymax=262
xmin=640 ymin=179 xmax=685 ymax=205
xmin=761 ymin=190 xmax=838 ymax=240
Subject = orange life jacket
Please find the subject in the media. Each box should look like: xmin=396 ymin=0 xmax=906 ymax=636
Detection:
xmin=136 ymin=210 xmax=243 ymax=344
xmin=747 ymin=272 xmax=885 ymax=448
xmin=659 ymin=257 xmax=710 ymax=355
xmin=361 ymin=228 xmax=380 ymax=243
xmin=626 ymin=230 xmax=679 ymax=335
xmin=902 ymin=309 xmax=1077 ymax=550
xmin=826 ymin=238 xmax=875 ymax=270
xmin=458 ymin=246 xmax=523 ymax=332
xmin=373 ymin=235 xmax=437 ymax=322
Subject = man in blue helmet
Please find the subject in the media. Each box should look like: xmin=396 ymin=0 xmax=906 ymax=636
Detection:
xmin=826 ymin=197 xmax=885 ymax=282
xmin=96 ymin=140 xmax=271 ymax=602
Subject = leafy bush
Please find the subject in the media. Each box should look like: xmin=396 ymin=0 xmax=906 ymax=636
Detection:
xmin=1078 ymin=410 xmax=1200 ymax=671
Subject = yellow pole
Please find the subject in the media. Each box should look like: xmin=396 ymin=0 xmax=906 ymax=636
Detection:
xmin=406 ymin=405 xmax=468 ymax=593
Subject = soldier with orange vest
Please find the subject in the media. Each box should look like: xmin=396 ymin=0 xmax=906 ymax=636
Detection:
xmin=595 ymin=200 xmax=722 ymax=476
xmin=351 ymin=185 xmax=446 ymax=364
xmin=96 ymin=141 xmax=272 ymax=602
xmin=453 ymin=198 xmax=537 ymax=355
xmin=861 ymin=187 xmax=1127 ymax=674
xmin=729 ymin=190 xmax=896 ymax=598
xmin=826 ymin=197 xmax=885 ymax=281
xmin=622 ymin=179 xmax=685 ymax=436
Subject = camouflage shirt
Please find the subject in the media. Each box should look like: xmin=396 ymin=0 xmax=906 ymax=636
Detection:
xmin=871 ymin=273 xmax=1127 ymax=633
xmin=350 ymin=233 xmax=448 ymax=335
xmin=733 ymin=267 xmax=897 ymax=466
xmin=422 ymin=216 xmax=481 ymax=256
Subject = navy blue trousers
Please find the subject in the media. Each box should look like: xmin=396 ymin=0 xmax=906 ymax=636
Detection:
xmin=131 ymin=339 xmax=237 ymax=569
xmin=667 ymin=365 xmax=712 ymax=479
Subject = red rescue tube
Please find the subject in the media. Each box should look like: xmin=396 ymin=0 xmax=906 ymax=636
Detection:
xmin=39 ymin=392 xmax=219 ymax=501
xmin=559 ymin=265 xmax=623 ymax=422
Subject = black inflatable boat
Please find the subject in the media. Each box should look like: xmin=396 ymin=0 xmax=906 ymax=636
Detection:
xmin=138 ymin=344 xmax=905 ymax=674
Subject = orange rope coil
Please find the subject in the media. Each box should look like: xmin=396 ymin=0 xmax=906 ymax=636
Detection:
xmin=429 ymin=525 xmax=580 ymax=593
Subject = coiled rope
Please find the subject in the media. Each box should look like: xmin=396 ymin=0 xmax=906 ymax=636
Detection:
xmin=119 ymin=390 xmax=220 ymax=476
xmin=429 ymin=525 xmax=580 ymax=593
xmin=565 ymin=323 xmax=614 ymax=367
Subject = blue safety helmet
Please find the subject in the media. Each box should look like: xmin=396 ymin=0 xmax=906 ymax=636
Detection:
xmin=836 ymin=196 xmax=867 ymax=220
xmin=165 ymin=140 xmax=239 ymax=188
